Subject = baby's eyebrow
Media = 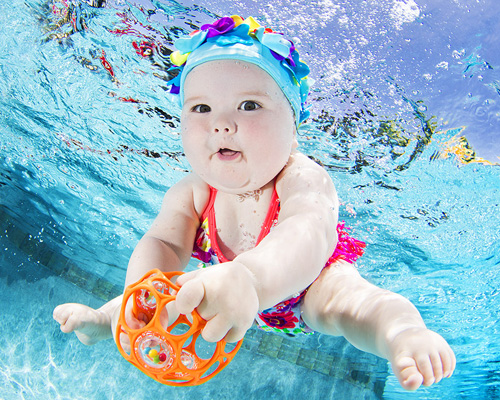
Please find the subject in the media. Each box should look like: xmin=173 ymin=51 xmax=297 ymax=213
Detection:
xmin=184 ymin=91 xmax=271 ymax=104
xmin=183 ymin=95 xmax=206 ymax=104
xmin=239 ymin=91 xmax=271 ymax=99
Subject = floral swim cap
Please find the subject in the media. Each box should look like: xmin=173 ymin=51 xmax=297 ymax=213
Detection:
xmin=168 ymin=16 xmax=312 ymax=126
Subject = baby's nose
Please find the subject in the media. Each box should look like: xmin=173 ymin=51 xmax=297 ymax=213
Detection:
xmin=213 ymin=114 xmax=236 ymax=134
xmin=214 ymin=126 xmax=231 ymax=133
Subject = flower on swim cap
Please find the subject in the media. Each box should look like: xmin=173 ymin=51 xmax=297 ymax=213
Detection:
xmin=168 ymin=16 xmax=312 ymax=127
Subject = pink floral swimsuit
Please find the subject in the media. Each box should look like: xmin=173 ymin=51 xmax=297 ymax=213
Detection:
xmin=192 ymin=185 xmax=366 ymax=336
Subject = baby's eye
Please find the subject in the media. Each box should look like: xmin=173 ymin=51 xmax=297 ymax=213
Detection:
xmin=239 ymin=101 xmax=261 ymax=111
xmin=192 ymin=104 xmax=211 ymax=113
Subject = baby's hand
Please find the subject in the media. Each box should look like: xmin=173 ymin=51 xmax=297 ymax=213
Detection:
xmin=388 ymin=327 xmax=456 ymax=390
xmin=174 ymin=262 xmax=259 ymax=343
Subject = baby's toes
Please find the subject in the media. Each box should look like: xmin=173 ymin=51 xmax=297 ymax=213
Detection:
xmin=393 ymin=356 xmax=424 ymax=391
xmin=60 ymin=313 xmax=81 ymax=333
xmin=415 ymin=355 xmax=437 ymax=386
xmin=440 ymin=344 xmax=456 ymax=379
xmin=53 ymin=303 xmax=95 ymax=333
xmin=429 ymin=352 xmax=444 ymax=383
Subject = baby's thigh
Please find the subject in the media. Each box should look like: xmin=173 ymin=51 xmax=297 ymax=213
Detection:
xmin=302 ymin=260 xmax=358 ymax=335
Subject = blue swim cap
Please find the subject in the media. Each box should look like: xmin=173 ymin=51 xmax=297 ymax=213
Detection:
xmin=168 ymin=16 xmax=311 ymax=127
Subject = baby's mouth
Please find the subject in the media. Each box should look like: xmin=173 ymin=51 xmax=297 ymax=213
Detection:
xmin=219 ymin=148 xmax=239 ymax=156
xmin=217 ymin=148 xmax=241 ymax=160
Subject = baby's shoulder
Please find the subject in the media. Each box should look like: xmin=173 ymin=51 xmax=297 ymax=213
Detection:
xmin=275 ymin=152 xmax=337 ymax=203
xmin=276 ymin=152 xmax=338 ymax=205
xmin=278 ymin=152 xmax=332 ymax=184
xmin=171 ymin=173 xmax=210 ymax=217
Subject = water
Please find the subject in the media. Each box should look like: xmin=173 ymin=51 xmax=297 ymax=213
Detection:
xmin=1 ymin=0 xmax=499 ymax=399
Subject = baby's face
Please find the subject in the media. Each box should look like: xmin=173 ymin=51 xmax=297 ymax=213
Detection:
xmin=181 ymin=60 xmax=297 ymax=193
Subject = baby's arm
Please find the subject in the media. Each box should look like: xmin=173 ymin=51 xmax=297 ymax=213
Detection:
xmin=124 ymin=173 xmax=204 ymax=286
xmin=302 ymin=260 xmax=456 ymax=390
xmin=117 ymin=173 xmax=205 ymax=331
xmin=234 ymin=152 xmax=339 ymax=306
xmin=54 ymin=174 xmax=203 ymax=344
xmin=175 ymin=152 xmax=338 ymax=341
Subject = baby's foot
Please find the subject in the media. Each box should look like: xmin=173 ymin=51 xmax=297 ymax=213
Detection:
xmin=389 ymin=327 xmax=456 ymax=390
xmin=53 ymin=303 xmax=113 ymax=345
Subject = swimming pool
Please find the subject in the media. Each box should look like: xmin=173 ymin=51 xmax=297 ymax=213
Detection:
xmin=1 ymin=0 xmax=499 ymax=399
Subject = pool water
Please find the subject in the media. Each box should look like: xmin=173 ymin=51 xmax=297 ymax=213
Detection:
xmin=1 ymin=0 xmax=499 ymax=399
xmin=0 ymin=230 xmax=388 ymax=399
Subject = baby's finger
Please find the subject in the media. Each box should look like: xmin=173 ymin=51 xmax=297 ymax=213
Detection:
xmin=175 ymin=279 xmax=205 ymax=315
xmin=124 ymin=299 xmax=147 ymax=329
xmin=201 ymin=315 xmax=232 ymax=343
xmin=224 ymin=326 xmax=247 ymax=343
xmin=176 ymin=269 xmax=201 ymax=286
xmin=118 ymin=331 xmax=131 ymax=353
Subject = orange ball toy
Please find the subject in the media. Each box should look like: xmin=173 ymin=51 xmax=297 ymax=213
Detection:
xmin=115 ymin=269 xmax=243 ymax=386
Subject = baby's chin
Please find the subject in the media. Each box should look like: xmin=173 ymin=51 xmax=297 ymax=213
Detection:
xmin=202 ymin=175 xmax=271 ymax=195
xmin=194 ymin=162 xmax=283 ymax=194
xmin=209 ymin=181 xmax=262 ymax=195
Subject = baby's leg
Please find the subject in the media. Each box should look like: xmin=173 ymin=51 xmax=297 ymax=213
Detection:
xmin=301 ymin=260 xmax=455 ymax=391
xmin=53 ymin=296 xmax=122 ymax=345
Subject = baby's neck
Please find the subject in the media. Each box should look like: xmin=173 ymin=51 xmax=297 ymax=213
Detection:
xmin=236 ymin=189 xmax=264 ymax=203
xmin=212 ymin=181 xmax=276 ymax=260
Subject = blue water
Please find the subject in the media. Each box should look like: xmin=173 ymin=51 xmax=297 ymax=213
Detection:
xmin=1 ymin=0 xmax=499 ymax=399
xmin=1 ymin=235 xmax=388 ymax=399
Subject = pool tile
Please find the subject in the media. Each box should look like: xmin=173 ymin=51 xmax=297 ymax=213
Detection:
xmin=46 ymin=252 xmax=70 ymax=275
xmin=93 ymin=279 xmax=122 ymax=300
xmin=257 ymin=333 xmax=283 ymax=358
xmin=3 ymin=222 xmax=26 ymax=248
xmin=296 ymin=348 xmax=318 ymax=369
xmin=277 ymin=340 xmax=300 ymax=364
xmin=312 ymin=351 xmax=335 ymax=375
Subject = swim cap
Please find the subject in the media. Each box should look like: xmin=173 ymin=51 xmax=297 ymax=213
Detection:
xmin=168 ymin=16 xmax=311 ymax=126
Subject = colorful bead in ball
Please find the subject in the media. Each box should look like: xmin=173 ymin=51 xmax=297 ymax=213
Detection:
xmin=149 ymin=349 xmax=158 ymax=358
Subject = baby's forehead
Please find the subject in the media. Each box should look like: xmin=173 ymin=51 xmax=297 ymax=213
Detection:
xmin=184 ymin=60 xmax=285 ymax=98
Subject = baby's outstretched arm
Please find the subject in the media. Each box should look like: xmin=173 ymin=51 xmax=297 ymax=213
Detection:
xmin=123 ymin=175 xmax=203 ymax=286
xmin=54 ymin=175 xmax=203 ymax=344
xmin=175 ymin=261 xmax=259 ymax=343
xmin=175 ymin=153 xmax=339 ymax=342
xmin=302 ymin=260 xmax=456 ymax=390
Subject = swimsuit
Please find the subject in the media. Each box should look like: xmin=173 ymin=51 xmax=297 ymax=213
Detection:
xmin=192 ymin=185 xmax=366 ymax=336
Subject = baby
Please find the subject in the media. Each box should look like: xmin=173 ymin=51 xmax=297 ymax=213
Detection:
xmin=53 ymin=16 xmax=455 ymax=391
